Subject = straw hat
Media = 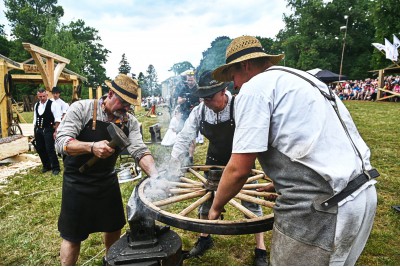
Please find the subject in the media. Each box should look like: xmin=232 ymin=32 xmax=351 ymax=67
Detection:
xmin=212 ymin=35 xmax=285 ymax=82
xmin=105 ymin=74 xmax=139 ymax=105
xmin=193 ymin=70 xmax=229 ymax=98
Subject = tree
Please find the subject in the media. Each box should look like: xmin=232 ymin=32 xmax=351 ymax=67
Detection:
xmin=168 ymin=61 xmax=194 ymax=76
xmin=143 ymin=65 xmax=161 ymax=97
xmin=275 ymin=0 xmax=375 ymax=79
xmin=0 ymin=25 xmax=11 ymax=57
xmin=64 ymin=19 xmax=110 ymax=86
xmin=4 ymin=0 xmax=64 ymax=45
xmin=370 ymin=0 xmax=400 ymax=69
xmin=197 ymin=36 xmax=231 ymax=77
xmin=42 ymin=20 xmax=86 ymax=74
xmin=118 ymin=53 xmax=131 ymax=74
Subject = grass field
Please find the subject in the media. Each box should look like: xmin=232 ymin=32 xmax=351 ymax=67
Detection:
xmin=0 ymin=101 xmax=399 ymax=265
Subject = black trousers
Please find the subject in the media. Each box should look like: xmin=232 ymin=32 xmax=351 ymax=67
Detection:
xmin=35 ymin=127 xmax=60 ymax=171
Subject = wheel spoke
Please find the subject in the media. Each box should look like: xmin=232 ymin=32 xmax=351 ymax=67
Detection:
xmin=242 ymin=182 xmax=272 ymax=189
xmin=179 ymin=191 xmax=213 ymax=216
xmin=234 ymin=192 xmax=275 ymax=208
xmin=180 ymin=177 xmax=203 ymax=185
xmin=187 ymin=167 xmax=208 ymax=184
xmin=168 ymin=181 xmax=202 ymax=188
xmin=240 ymin=189 xmax=278 ymax=198
xmin=153 ymin=189 xmax=206 ymax=207
xmin=228 ymin=199 xmax=258 ymax=219
xmin=170 ymin=188 xmax=203 ymax=194
xmin=245 ymin=173 xmax=265 ymax=183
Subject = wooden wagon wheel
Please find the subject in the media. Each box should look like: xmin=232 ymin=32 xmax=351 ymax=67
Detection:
xmin=136 ymin=165 xmax=277 ymax=235
xmin=8 ymin=123 xmax=22 ymax=136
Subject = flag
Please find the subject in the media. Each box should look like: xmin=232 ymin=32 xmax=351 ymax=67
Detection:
xmin=385 ymin=38 xmax=396 ymax=61
xmin=393 ymin=34 xmax=400 ymax=49
xmin=372 ymin=43 xmax=386 ymax=51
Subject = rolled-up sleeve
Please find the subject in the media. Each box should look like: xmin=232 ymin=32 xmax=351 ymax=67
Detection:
xmin=171 ymin=105 xmax=201 ymax=160
xmin=55 ymin=100 xmax=92 ymax=155
xmin=126 ymin=115 xmax=152 ymax=162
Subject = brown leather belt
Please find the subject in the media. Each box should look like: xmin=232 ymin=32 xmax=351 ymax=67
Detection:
xmin=320 ymin=169 xmax=379 ymax=209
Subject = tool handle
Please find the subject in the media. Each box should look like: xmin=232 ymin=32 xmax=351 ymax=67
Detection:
xmin=78 ymin=140 xmax=117 ymax=173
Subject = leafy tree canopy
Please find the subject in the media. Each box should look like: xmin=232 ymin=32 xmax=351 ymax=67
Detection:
xmin=169 ymin=61 xmax=194 ymax=76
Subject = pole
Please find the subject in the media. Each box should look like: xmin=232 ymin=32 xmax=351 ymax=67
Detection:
xmin=339 ymin=15 xmax=349 ymax=81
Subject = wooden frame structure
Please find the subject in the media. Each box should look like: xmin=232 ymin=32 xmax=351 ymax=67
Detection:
xmin=0 ymin=43 xmax=87 ymax=137
xmin=376 ymin=66 xmax=400 ymax=101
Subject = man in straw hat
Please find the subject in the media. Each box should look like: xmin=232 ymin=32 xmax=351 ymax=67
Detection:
xmin=170 ymin=70 xmax=276 ymax=265
xmin=55 ymin=74 xmax=159 ymax=265
xmin=208 ymin=35 xmax=379 ymax=265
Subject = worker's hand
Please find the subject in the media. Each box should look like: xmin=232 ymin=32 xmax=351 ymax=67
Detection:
xmin=208 ymin=206 xmax=222 ymax=220
xmin=167 ymin=156 xmax=182 ymax=177
xmin=256 ymin=182 xmax=278 ymax=201
xmin=92 ymin=140 xmax=115 ymax=159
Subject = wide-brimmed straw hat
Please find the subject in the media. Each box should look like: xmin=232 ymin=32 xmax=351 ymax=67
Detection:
xmin=105 ymin=74 xmax=139 ymax=105
xmin=212 ymin=35 xmax=285 ymax=82
xmin=193 ymin=70 xmax=229 ymax=98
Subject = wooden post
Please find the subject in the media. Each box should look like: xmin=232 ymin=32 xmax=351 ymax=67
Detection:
xmin=135 ymin=87 xmax=142 ymax=112
xmin=377 ymin=69 xmax=384 ymax=101
xmin=88 ymin=87 xmax=93 ymax=99
xmin=72 ymin=80 xmax=79 ymax=100
xmin=0 ymin=59 xmax=9 ymax=137
xmin=96 ymin=86 xmax=102 ymax=99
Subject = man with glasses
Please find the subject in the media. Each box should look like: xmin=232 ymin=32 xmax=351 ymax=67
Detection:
xmin=170 ymin=70 xmax=270 ymax=265
xmin=55 ymin=74 xmax=158 ymax=265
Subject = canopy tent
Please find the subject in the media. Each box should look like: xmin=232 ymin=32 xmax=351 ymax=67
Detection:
xmin=307 ymin=68 xmax=347 ymax=83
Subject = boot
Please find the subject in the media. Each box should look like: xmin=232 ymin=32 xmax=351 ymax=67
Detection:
xmin=254 ymin=248 xmax=269 ymax=266
xmin=189 ymin=235 xmax=214 ymax=257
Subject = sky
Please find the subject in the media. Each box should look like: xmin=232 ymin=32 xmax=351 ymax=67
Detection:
xmin=0 ymin=0 xmax=291 ymax=82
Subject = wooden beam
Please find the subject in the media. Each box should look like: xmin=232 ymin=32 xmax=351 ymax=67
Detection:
xmin=22 ymin=43 xmax=70 ymax=64
xmin=0 ymin=59 xmax=9 ymax=137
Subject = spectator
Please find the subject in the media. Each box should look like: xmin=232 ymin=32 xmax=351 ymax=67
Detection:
xmin=33 ymin=88 xmax=62 ymax=175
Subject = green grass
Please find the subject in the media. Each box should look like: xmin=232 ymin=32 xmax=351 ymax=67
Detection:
xmin=0 ymin=102 xmax=399 ymax=265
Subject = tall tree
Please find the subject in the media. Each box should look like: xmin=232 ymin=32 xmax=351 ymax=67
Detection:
xmin=4 ymin=0 xmax=64 ymax=45
xmin=144 ymin=65 xmax=161 ymax=97
xmin=118 ymin=53 xmax=131 ymax=74
xmin=197 ymin=36 xmax=231 ymax=77
xmin=276 ymin=0 xmax=375 ymax=79
xmin=370 ymin=0 xmax=400 ymax=69
xmin=64 ymin=19 xmax=110 ymax=86
xmin=168 ymin=61 xmax=194 ymax=76
xmin=42 ymin=20 xmax=86 ymax=74
xmin=0 ymin=25 xmax=11 ymax=57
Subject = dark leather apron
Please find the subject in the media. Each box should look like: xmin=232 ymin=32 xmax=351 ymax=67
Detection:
xmin=200 ymin=97 xmax=235 ymax=165
xmin=58 ymin=117 xmax=128 ymax=240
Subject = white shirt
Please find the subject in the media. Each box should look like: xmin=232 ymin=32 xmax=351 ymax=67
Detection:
xmin=51 ymin=98 xmax=69 ymax=115
xmin=232 ymin=66 xmax=373 ymax=194
xmin=171 ymin=92 xmax=233 ymax=160
xmin=33 ymin=99 xmax=62 ymax=126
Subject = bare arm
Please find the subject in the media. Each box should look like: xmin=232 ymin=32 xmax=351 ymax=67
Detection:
xmin=138 ymin=154 xmax=158 ymax=177
xmin=208 ymin=153 xmax=257 ymax=220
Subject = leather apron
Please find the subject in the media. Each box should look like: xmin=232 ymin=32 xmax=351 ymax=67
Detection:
xmin=58 ymin=118 xmax=128 ymax=240
xmin=200 ymin=97 xmax=235 ymax=165
xmin=259 ymin=146 xmax=338 ymax=265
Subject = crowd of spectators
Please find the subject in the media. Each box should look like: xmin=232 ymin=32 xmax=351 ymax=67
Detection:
xmin=330 ymin=75 xmax=400 ymax=102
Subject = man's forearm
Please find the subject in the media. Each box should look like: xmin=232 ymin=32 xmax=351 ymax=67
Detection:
xmin=138 ymin=154 xmax=158 ymax=177
xmin=210 ymin=153 xmax=257 ymax=215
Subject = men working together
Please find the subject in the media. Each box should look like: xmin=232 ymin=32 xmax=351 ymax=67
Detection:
xmin=52 ymin=35 xmax=378 ymax=266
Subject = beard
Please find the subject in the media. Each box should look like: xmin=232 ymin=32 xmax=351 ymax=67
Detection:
xmin=113 ymin=110 xmax=126 ymax=119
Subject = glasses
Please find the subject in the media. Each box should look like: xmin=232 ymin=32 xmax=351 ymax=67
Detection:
xmin=115 ymin=93 xmax=131 ymax=107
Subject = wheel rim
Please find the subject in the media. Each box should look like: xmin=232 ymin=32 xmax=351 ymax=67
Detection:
xmin=8 ymin=123 xmax=22 ymax=136
xmin=136 ymin=165 xmax=276 ymax=235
